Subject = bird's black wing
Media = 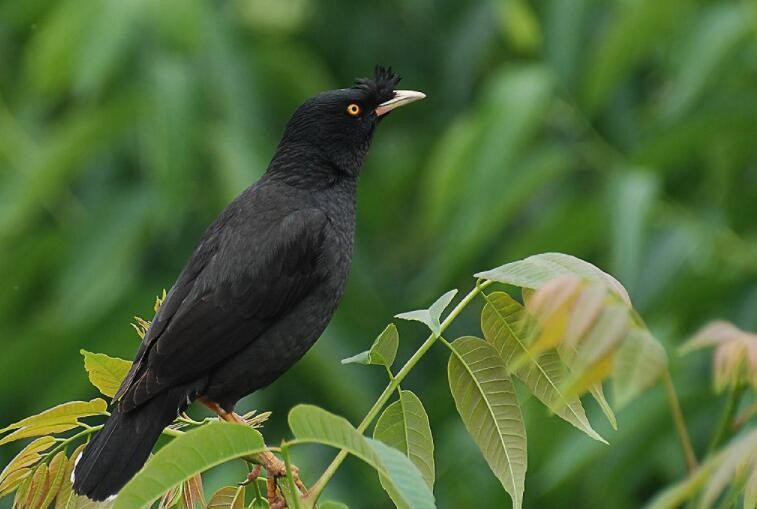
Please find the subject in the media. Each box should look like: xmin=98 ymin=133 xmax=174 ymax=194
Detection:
xmin=114 ymin=203 xmax=329 ymax=411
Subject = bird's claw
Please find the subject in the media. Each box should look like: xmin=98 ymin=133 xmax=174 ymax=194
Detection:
xmin=269 ymin=497 xmax=287 ymax=509
xmin=255 ymin=450 xmax=308 ymax=508
xmin=239 ymin=464 xmax=261 ymax=486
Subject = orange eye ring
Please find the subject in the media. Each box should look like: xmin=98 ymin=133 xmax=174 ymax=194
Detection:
xmin=346 ymin=103 xmax=361 ymax=116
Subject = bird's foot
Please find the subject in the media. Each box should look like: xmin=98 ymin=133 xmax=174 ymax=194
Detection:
xmin=240 ymin=465 xmax=261 ymax=486
xmin=198 ymin=398 xmax=308 ymax=504
xmin=256 ymin=449 xmax=308 ymax=507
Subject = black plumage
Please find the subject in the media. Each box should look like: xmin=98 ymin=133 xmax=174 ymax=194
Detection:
xmin=72 ymin=66 xmax=424 ymax=501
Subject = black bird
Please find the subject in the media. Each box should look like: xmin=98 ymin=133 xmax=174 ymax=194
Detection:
xmin=72 ymin=66 xmax=424 ymax=502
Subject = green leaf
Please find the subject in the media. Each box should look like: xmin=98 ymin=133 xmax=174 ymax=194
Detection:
xmin=612 ymin=328 xmax=668 ymax=409
xmin=557 ymin=304 xmax=631 ymax=399
xmin=662 ymin=4 xmax=752 ymax=118
xmin=114 ymin=422 xmax=266 ymax=509
xmin=248 ymin=497 xmax=268 ymax=509
xmin=395 ymin=289 xmax=458 ymax=335
xmin=587 ymin=384 xmax=617 ymax=431
xmin=288 ymin=405 xmax=435 ymax=509
xmin=417 ymin=67 xmax=559 ymax=292
xmin=575 ymin=304 xmax=630 ymax=367
xmin=581 ymin=0 xmax=685 ymax=112
xmin=341 ymin=323 xmax=399 ymax=368
xmin=0 ymin=436 xmax=56 ymax=496
xmin=475 ymin=252 xmax=631 ymax=305
xmin=447 ymin=336 xmax=527 ymax=509
xmin=25 ymin=462 xmax=49 ymax=509
xmin=207 ymin=486 xmax=245 ymax=509
xmin=38 ymin=451 xmax=68 ymax=509
xmin=373 ymin=390 xmax=435 ymax=489
xmin=645 ymin=428 xmax=757 ymax=509
xmin=745 ymin=465 xmax=757 ymax=509
xmin=80 ymin=350 xmax=132 ymax=398
xmin=158 ymin=484 xmax=182 ymax=509
xmin=368 ymin=439 xmax=433 ymax=509
xmin=0 ymin=468 xmax=31 ymax=498
xmin=339 ymin=351 xmax=370 ymax=366
xmin=73 ymin=0 xmax=143 ymax=97
xmin=497 ymin=0 xmax=542 ymax=52
xmin=60 ymin=493 xmax=115 ymax=509
xmin=181 ymin=473 xmax=205 ymax=509
xmin=14 ymin=467 xmax=33 ymax=508
xmin=481 ymin=292 xmax=607 ymax=443
xmin=0 ymin=399 xmax=108 ymax=445
xmin=609 ymin=170 xmax=658 ymax=295
xmin=56 ymin=444 xmax=86 ymax=509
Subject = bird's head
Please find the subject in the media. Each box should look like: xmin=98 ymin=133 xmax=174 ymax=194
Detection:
xmin=276 ymin=66 xmax=425 ymax=178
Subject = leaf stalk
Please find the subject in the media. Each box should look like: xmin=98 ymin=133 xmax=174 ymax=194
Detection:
xmin=662 ymin=370 xmax=698 ymax=472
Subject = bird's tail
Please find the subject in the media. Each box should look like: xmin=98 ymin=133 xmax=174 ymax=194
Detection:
xmin=72 ymin=388 xmax=188 ymax=501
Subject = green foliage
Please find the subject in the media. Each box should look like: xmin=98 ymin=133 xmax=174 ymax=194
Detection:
xmin=79 ymin=351 xmax=132 ymax=399
xmin=207 ymin=486 xmax=245 ymax=509
xmin=395 ymin=290 xmax=458 ymax=336
xmin=613 ymin=329 xmax=668 ymax=409
xmin=646 ymin=428 xmax=757 ymax=509
xmin=1 ymin=252 xmax=756 ymax=508
xmin=0 ymin=400 xmax=107 ymax=446
xmin=480 ymin=291 xmax=606 ymax=442
xmin=115 ymin=422 xmax=265 ymax=509
xmin=2 ymin=0 xmax=757 ymax=506
xmin=373 ymin=390 xmax=435 ymax=489
xmin=447 ymin=336 xmax=527 ymax=509
xmin=288 ymin=405 xmax=434 ymax=509
xmin=476 ymin=253 xmax=631 ymax=305
xmin=0 ymin=437 xmax=55 ymax=497
xmin=680 ymin=322 xmax=757 ymax=392
xmin=340 ymin=324 xmax=399 ymax=368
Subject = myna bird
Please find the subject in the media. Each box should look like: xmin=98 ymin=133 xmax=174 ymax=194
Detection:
xmin=71 ymin=66 xmax=424 ymax=504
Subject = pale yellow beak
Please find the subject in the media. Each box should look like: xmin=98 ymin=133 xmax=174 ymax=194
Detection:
xmin=375 ymin=90 xmax=426 ymax=116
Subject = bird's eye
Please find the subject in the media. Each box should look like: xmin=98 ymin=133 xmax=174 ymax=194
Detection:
xmin=346 ymin=103 xmax=361 ymax=117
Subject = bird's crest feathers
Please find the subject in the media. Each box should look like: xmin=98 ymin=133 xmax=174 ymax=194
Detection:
xmin=352 ymin=65 xmax=401 ymax=104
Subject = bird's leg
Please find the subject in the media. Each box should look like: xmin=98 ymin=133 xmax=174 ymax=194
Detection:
xmin=197 ymin=397 xmax=307 ymax=505
xmin=244 ymin=464 xmax=261 ymax=485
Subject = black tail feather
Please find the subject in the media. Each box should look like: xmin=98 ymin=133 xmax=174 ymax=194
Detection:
xmin=72 ymin=388 xmax=189 ymax=501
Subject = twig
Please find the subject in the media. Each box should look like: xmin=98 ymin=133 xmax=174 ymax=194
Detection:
xmin=707 ymin=385 xmax=745 ymax=455
xmin=281 ymin=444 xmax=304 ymax=509
xmin=662 ymin=371 xmax=698 ymax=472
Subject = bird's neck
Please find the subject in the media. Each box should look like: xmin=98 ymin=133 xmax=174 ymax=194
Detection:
xmin=267 ymin=141 xmax=365 ymax=186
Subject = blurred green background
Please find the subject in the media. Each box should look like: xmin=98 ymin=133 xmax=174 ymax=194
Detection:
xmin=1 ymin=0 xmax=756 ymax=507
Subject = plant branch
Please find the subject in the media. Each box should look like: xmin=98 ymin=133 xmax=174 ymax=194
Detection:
xmin=706 ymin=384 xmax=745 ymax=455
xmin=662 ymin=370 xmax=698 ymax=472
xmin=44 ymin=425 xmax=103 ymax=460
xmin=281 ymin=444 xmax=304 ymax=509
xmin=302 ymin=281 xmax=492 ymax=505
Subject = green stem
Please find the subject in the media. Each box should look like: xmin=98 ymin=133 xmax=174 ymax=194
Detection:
xmin=161 ymin=426 xmax=185 ymax=438
xmin=281 ymin=444 xmax=304 ymax=509
xmin=302 ymin=281 xmax=492 ymax=504
xmin=44 ymin=425 xmax=103 ymax=459
xmin=662 ymin=370 xmax=698 ymax=472
xmin=384 ymin=366 xmax=401 ymax=396
xmin=41 ymin=421 xmax=184 ymax=463
xmin=706 ymin=384 xmax=745 ymax=455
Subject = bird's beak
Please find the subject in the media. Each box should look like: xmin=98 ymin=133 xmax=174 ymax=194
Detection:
xmin=375 ymin=90 xmax=426 ymax=116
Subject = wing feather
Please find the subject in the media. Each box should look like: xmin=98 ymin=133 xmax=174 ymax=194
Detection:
xmin=115 ymin=204 xmax=329 ymax=411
